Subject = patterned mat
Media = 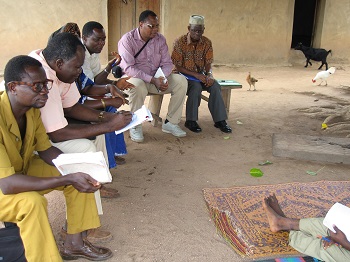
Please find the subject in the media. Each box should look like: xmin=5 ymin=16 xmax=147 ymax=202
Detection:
xmin=203 ymin=180 xmax=350 ymax=260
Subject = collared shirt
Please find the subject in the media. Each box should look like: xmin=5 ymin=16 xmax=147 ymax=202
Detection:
xmin=0 ymin=91 xmax=52 ymax=178
xmin=118 ymin=28 xmax=174 ymax=83
xmin=171 ymin=33 xmax=213 ymax=73
xmin=81 ymin=46 xmax=102 ymax=80
xmin=29 ymin=49 xmax=81 ymax=133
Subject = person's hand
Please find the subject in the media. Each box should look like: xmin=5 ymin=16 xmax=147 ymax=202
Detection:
xmin=106 ymin=84 xmax=127 ymax=104
xmin=328 ymin=226 xmax=348 ymax=248
xmin=67 ymin=172 xmax=101 ymax=193
xmin=205 ymin=76 xmax=215 ymax=87
xmin=151 ymin=77 xmax=169 ymax=92
xmin=196 ymin=73 xmax=207 ymax=83
xmin=105 ymin=97 xmax=125 ymax=108
xmin=116 ymin=76 xmax=135 ymax=90
xmin=107 ymin=110 xmax=133 ymax=131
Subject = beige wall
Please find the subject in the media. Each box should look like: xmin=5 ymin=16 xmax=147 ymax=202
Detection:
xmin=162 ymin=0 xmax=295 ymax=65
xmin=1 ymin=0 xmax=350 ymax=73
xmin=320 ymin=0 xmax=350 ymax=62
xmin=0 ymin=0 xmax=108 ymax=73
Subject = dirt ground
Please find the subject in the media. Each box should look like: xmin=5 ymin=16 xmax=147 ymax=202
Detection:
xmin=45 ymin=62 xmax=350 ymax=262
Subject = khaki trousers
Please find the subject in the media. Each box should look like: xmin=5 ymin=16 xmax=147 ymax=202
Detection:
xmin=125 ymin=74 xmax=187 ymax=124
xmin=289 ymin=218 xmax=350 ymax=262
xmin=0 ymin=156 xmax=100 ymax=262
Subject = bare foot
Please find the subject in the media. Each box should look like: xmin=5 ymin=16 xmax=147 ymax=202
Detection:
xmin=262 ymin=196 xmax=285 ymax=233
xmin=265 ymin=193 xmax=285 ymax=217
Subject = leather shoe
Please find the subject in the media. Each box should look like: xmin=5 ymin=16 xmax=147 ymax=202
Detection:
xmin=185 ymin=120 xmax=202 ymax=133
xmin=114 ymin=156 xmax=126 ymax=165
xmin=59 ymin=239 xmax=113 ymax=261
xmin=100 ymin=186 xmax=120 ymax=198
xmin=60 ymin=227 xmax=113 ymax=244
xmin=214 ymin=120 xmax=232 ymax=133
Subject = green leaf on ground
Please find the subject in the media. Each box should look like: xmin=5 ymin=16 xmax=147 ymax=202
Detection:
xmin=258 ymin=160 xmax=273 ymax=166
xmin=306 ymin=166 xmax=325 ymax=176
xmin=236 ymin=120 xmax=243 ymax=125
xmin=250 ymin=168 xmax=264 ymax=177
xmin=223 ymin=136 xmax=230 ymax=140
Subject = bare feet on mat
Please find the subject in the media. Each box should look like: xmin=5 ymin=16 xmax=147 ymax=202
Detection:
xmin=265 ymin=193 xmax=286 ymax=217
xmin=262 ymin=195 xmax=285 ymax=233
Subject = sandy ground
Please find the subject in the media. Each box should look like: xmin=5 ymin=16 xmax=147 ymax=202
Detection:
xmin=44 ymin=62 xmax=350 ymax=262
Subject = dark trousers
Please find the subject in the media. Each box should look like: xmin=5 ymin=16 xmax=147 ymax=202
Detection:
xmin=186 ymin=80 xmax=227 ymax=123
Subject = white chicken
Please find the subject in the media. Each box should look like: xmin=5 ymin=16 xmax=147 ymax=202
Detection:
xmin=312 ymin=67 xmax=336 ymax=86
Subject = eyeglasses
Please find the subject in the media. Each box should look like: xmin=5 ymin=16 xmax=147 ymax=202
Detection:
xmin=190 ymin=28 xmax=204 ymax=34
xmin=145 ymin=23 xmax=160 ymax=30
xmin=8 ymin=79 xmax=54 ymax=93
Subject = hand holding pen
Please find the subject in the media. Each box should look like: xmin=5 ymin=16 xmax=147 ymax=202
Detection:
xmin=110 ymin=51 xmax=121 ymax=67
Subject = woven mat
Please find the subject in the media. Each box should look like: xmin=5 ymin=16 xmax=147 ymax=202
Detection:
xmin=203 ymin=180 xmax=350 ymax=260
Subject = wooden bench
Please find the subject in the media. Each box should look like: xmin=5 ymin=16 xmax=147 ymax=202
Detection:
xmin=147 ymin=79 xmax=242 ymax=127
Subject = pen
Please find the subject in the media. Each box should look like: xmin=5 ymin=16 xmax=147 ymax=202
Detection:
xmin=317 ymin=235 xmax=331 ymax=242
xmin=111 ymin=58 xmax=120 ymax=67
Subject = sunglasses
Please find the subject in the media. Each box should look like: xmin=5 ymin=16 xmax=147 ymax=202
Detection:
xmin=9 ymin=79 xmax=53 ymax=93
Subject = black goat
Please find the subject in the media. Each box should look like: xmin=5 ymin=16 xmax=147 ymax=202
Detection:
xmin=295 ymin=42 xmax=332 ymax=70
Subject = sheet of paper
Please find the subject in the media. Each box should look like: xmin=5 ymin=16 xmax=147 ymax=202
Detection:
xmin=323 ymin=202 xmax=350 ymax=241
xmin=52 ymin=151 xmax=109 ymax=215
xmin=52 ymin=151 xmax=112 ymax=183
xmin=115 ymin=105 xmax=153 ymax=135
xmin=154 ymin=67 xmax=167 ymax=84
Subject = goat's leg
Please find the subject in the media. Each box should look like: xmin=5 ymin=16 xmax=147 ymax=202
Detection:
xmin=318 ymin=62 xmax=325 ymax=70
xmin=304 ymin=59 xmax=309 ymax=68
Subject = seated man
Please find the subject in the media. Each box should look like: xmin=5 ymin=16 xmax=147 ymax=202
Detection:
xmin=29 ymin=32 xmax=132 ymax=198
xmin=0 ymin=55 xmax=112 ymax=261
xmin=81 ymin=21 xmax=134 ymax=165
xmin=263 ymin=193 xmax=350 ymax=262
xmin=118 ymin=10 xmax=188 ymax=143
xmin=171 ymin=15 xmax=232 ymax=133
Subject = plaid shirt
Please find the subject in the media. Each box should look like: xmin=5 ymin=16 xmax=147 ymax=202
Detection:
xmin=171 ymin=33 xmax=213 ymax=73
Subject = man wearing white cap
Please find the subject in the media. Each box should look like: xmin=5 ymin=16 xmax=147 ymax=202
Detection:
xmin=172 ymin=15 xmax=232 ymax=133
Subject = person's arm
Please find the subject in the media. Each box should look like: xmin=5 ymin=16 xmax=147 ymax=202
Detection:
xmin=48 ymin=103 xmax=132 ymax=142
xmin=118 ymin=33 xmax=153 ymax=83
xmin=0 ymin=173 xmax=100 ymax=195
xmin=82 ymin=98 xmax=124 ymax=110
xmin=158 ymin=35 xmax=174 ymax=77
xmin=93 ymin=56 xmax=118 ymax=85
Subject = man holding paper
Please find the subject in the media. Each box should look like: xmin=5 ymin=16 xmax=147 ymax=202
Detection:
xmin=118 ymin=10 xmax=187 ymax=143
xmin=171 ymin=15 xmax=232 ymax=134
xmin=262 ymin=193 xmax=350 ymax=262
xmin=0 ymin=55 xmax=112 ymax=261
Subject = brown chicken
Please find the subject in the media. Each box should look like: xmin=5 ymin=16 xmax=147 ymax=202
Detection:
xmin=246 ymin=72 xmax=258 ymax=91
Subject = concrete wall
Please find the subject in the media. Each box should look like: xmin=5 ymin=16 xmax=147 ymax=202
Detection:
xmin=0 ymin=0 xmax=108 ymax=72
xmin=161 ymin=0 xmax=295 ymax=65
xmin=320 ymin=0 xmax=350 ymax=62
xmin=1 ymin=0 xmax=350 ymax=73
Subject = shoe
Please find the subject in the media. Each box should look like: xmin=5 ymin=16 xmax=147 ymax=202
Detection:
xmin=185 ymin=120 xmax=202 ymax=133
xmin=114 ymin=156 xmax=126 ymax=165
xmin=130 ymin=124 xmax=144 ymax=142
xmin=100 ymin=186 xmax=120 ymax=198
xmin=59 ymin=239 xmax=113 ymax=261
xmin=214 ymin=120 xmax=232 ymax=133
xmin=60 ymin=227 xmax=113 ymax=244
xmin=162 ymin=121 xmax=186 ymax=137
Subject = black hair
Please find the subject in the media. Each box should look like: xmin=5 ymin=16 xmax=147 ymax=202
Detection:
xmin=82 ymin=21 xmax=104 ymax=37
xmin=42 ymin=32 xmax=85 ymax=63
xmin=4 ymin=55 xmax=42 ymax=90
xmin=139 ymin=10 xmax=157 ymax=22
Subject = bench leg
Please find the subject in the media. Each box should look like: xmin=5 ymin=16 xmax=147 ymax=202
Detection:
xmin=221 ymin=89 xmax=232 ymax=115
xmin=148 ymin=95 xmax=163 ymax=127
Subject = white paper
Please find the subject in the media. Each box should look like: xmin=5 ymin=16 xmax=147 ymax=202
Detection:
xmin=323 ymin=202 xmax=350 ymax=241
xmin=52 ymin=151 xmax=110 ymax=215
xmin=52 ymin=151 xmax=112 ymax=183
xmin=115 ymin=105 xmax=153 ymax=135
xmin=154 ymin=67 xmax=167 ymax=84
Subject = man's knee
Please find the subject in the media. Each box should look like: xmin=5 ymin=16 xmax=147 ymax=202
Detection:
xmin=169 ymin=74 xmax=187 ymax=95
xmin=16 ymin=192 xmax=48 ymax=214
xmin=126 ymin=78 xmax=148 ymax=97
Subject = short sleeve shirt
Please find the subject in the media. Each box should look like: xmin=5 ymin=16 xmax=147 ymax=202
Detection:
xmin=0 ymin=91 xmax=52 ymax=178
xmin=29 ymin=49 xmax=81 ymax=133
xmin=171 ymin=33 xmax=213 ymax=73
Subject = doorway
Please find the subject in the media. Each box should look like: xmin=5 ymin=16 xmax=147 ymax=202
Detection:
xmin=107 ymin=0 xmax=161 ymax=58
xmin=291 ymin=0 xmax=319 ymax=48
